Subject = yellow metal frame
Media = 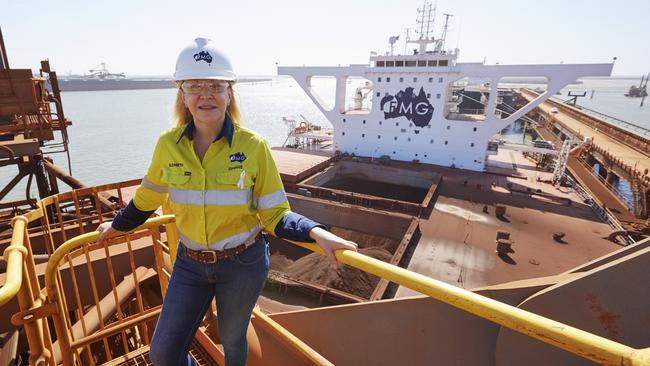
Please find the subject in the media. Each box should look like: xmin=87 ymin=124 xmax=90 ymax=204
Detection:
xmin=41 ymin=214 xmax=334 ymax=366
xmin=2 ymin=181 xmax=650 ymax=366
xmin=44 ymin=215 xmax=175 ymax=365
xmin=1 ymin=216 xmax=28 ymax=307
xmin=288 ymin=240 xmax=650 ymax=366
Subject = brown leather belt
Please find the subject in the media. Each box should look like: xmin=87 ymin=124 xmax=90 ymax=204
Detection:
xmin=182 ymin=243 xmax=247 ymax=264
xmin=181 ymin=236 xmax=260 ymax=264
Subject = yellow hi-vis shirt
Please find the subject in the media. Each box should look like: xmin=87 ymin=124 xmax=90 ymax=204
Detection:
xmin=133 ymin=122 xmax=290 ymax=250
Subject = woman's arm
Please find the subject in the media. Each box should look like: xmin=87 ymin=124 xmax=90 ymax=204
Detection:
xmin=253 ymin=139 xmax=357 ymax=267
xmin=97 ymin=138 xmax=168 ymax=244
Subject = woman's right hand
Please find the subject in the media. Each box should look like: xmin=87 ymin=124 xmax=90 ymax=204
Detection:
xmin=95 ymin=221 xmax=116 ymax=246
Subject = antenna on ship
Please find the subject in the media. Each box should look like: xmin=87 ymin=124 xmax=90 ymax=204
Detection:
xmin=439 ymin=13 xmax=453 ymax=52
xmin=409 ymin=1 xmax=437 ymax=54
xmin=403 ymin=28 xmax=412 ymax=55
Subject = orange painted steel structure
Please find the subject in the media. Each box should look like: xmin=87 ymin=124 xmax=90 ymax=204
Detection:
xmin=0 ymin=28 xmax=76 ymax=228
xmin=2 ymin=181 xmax=650 ymax=365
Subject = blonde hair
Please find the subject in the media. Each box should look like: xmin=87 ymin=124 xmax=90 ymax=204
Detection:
xmin=172 ymin=81 xmax=242 ymax=127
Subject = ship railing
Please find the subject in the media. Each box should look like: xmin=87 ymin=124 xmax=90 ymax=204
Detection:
xmin=291 ymin=239 xmax=650 ymax=366
xmin=3 ymin=180 xmax=650 ymax=365
xmin=1 ymin=179 xmax=157 ymax=365
xmin=575 ymin=156 xmax=635 ymax=209
xmin=562 ymin=173 xmax=636 ymax=245
xmin=2 ymin=178 xmax=334 ymax=365
xmin=39 ymin=215 xmax=333 ymax=366
xmin=550 ymin=96 xmax=650 ymax=139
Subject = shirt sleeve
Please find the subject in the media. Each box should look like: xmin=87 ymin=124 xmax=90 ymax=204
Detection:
xmin=112 ymin=200 xmax=155 ymax=231
xmin=274 ymin=211 xmax=327 ymax=242
xmin=112 ymin=137 xmax=168 ymax=231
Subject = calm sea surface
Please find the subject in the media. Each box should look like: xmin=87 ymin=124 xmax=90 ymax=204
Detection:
xmin=1 ymin=77 xmax=648 ymax=202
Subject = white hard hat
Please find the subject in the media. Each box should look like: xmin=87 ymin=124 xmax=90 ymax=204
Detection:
xmin=173 ymin=37 xmax=236 ymax=81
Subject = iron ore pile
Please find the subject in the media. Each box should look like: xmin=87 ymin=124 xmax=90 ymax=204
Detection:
xmin=270 ymin=247 xmax=392 ymax=298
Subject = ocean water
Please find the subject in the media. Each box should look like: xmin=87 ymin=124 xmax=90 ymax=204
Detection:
xmin=1 ymin=77 xmax=648 ymax=203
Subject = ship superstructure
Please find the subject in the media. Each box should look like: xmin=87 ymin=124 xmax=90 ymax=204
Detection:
xmin=278 ymin=3 xmax=613 ymax=171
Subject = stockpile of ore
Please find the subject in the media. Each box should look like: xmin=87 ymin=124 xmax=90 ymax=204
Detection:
xmin=271 ymin=225 xmax=397 ymax=299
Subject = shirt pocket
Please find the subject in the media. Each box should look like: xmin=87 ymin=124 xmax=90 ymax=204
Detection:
xmin=160 ymin=168 xmax=191 ymax=187
xmin=215 ymin=170 xmax=254 ymax=190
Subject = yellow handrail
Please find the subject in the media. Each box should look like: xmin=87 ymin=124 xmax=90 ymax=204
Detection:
xmin=44 ymin=215 xmax=176 ymax=290
xmin=38 ymin=214 xmax=650 ymax=366
xmin=290 ymin=240 xmax=650 ymax=366
xmin=43 ymin=215 xmax=335 ymax=366
xmin=0 ymin=216 xmax=29 ymax=307
xmin=252 ymin=307 xmax=333 ymax=366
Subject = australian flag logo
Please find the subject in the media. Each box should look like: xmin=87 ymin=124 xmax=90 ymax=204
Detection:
xmin=380 ymin=87 xmax=434 ymax=127
xmin=229 ymin=152 xmax=246 ymax=163
xmin=193 ymin=51 xmax=213 ymax=64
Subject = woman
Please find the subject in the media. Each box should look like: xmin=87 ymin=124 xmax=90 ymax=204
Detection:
xmin=96 ymin=37 xmax=358 ymax=366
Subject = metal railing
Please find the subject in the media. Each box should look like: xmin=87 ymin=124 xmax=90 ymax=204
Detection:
xmin=289 ymin=240 xmax=650 ymax=365
xmin=562 ymin=173 xmax=636 ymax=245
xmin=2 ymin=181 xmax=649 ymax=365
xmin=550 ymin=96 xmax=650 ymax=139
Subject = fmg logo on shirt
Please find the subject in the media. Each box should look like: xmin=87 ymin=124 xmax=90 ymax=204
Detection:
xmin=380 ymin=87 xmax=434 ymax=127
xmin=230 ymin=152 xmax=247 ymax=163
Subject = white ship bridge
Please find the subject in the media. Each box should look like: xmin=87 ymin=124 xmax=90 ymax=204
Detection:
xmin=278 ymin=7 xmax=613 ymax=171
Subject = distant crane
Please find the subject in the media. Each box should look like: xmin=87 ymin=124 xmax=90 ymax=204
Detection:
xmin=625 ymin=72 xmax=648 ymax=107
xmin=88 ymin=63 xmax=126 ymax=79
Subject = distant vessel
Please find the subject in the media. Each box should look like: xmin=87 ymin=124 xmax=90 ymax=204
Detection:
xmin=50 ymin=63 xmax=271 ymax=92
xmin=624 ymin=73 xmax=649 ymax=98
xmin=51 ymin=63 xmax=174 ymax=91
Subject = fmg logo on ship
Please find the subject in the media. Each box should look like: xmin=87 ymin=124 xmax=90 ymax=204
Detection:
xmin=380 ymin=87 xmax=434 ymax=127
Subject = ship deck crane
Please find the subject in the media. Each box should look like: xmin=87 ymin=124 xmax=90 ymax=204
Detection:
xmin=353 ymin=82 xmax=373 ymax=110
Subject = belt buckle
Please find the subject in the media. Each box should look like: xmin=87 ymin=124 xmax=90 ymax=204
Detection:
xmin=200 ymin=250 xmax=218 ymax=263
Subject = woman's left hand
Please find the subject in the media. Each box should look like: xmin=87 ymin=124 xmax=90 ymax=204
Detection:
xmin=309 ymin=227 xmax=358 ymax=269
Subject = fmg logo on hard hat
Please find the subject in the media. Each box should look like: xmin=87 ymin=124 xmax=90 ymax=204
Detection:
xmin=194 ymin=51 xmax=213 ymax=64
xmin=380 ymin=87 xmax=434 ymax=127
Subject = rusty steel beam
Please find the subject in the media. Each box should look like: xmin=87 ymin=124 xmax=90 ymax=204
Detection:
xmin=42 ymin=158 xmax=84 ymax=189
xmin=0 ymin=138 xmax=40 ymax=159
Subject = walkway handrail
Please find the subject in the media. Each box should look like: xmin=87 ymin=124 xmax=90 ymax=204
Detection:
xmin=36 ymin=213 xmax=650 ymax=365
xmin=43 ymin=215 xmax=176 ymax=291
xmin=43 ymin=215 xmax=334 ymax=366
xmin=0 ymin=216 xmax=29 ymax=307
xmin=290 ymin=240 xmax=650 ymax=366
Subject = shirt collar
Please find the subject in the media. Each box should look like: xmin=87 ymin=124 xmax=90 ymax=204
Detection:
xmin=176 ymin=114 xmax=234 ymax=146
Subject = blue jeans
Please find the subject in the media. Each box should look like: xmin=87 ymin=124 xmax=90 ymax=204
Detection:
xmin=149 ymin=237 xmax=270 ymax=366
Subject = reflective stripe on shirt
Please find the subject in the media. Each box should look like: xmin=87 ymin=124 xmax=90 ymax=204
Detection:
xmin=142 ymin=176 xmax=168 ymax=193
xmin=254 ymin=189 xmax=288 ymax=209
xmin=179 ymin=223 xmax=263 ymax=251
xmin=169 ymin=187 xmax=253 ymax=206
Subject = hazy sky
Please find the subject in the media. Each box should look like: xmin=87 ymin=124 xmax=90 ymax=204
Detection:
xmin=2 ymin=0 xmax=648 ymax=77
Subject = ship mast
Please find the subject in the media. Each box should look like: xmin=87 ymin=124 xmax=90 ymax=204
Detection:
xmin=408 ymin=1 xmax=437 ymax=54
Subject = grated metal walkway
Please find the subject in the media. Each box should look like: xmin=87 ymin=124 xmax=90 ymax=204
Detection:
xmin=101 ymin=342 xmax=219 ymax=366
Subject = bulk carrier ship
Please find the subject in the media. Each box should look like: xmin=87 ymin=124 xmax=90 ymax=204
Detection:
xmin=52 ymin=63 xmax=174 ymax=92
xmin=1 ymin=3 xmax=649 ymax=365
